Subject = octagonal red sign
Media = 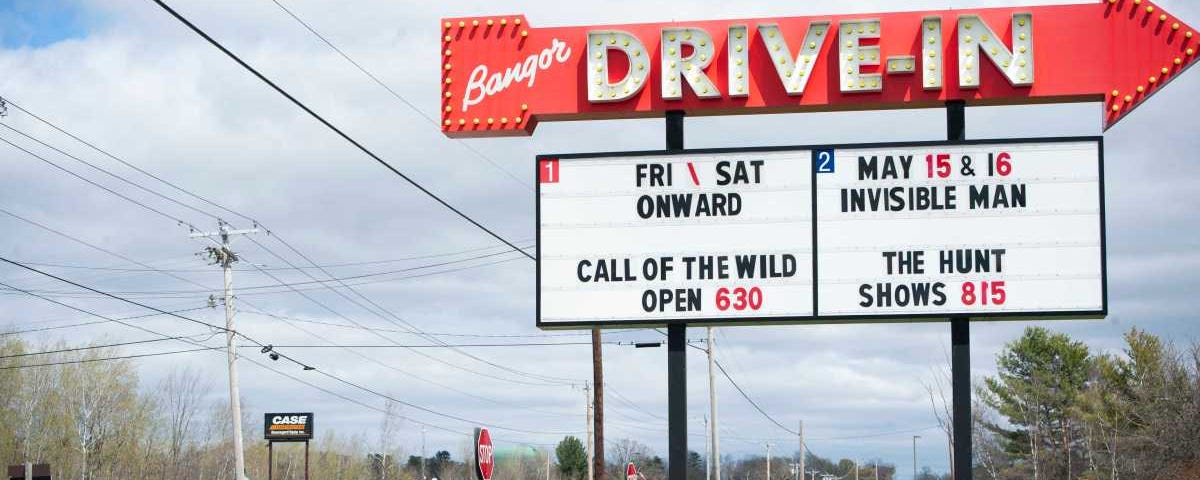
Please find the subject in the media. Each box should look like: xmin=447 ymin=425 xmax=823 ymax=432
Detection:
xmin=475 ymin=427 xmax=494 ymax=480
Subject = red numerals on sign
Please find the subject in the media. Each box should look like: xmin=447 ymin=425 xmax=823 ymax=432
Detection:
xmin=988 ymin=152 xmax=1013 ymax=177
xmin=961 ymin=281 xmax=1006 ymax=306
xmin=539 ymin=159 xmax=560 ymax=183
xmin=926 ymin=154 xmax=952 ymax=179
xmin=715 ymin=287 xmax=764 ymax=312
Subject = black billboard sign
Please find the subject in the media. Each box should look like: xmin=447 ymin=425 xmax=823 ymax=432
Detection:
xmin=264 ymin=412 xmax=314 ymax=442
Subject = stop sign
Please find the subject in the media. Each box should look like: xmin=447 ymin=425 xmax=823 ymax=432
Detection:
xmin=475 ymin=428 xmax=494 ymax=480
xmin=626 ymin=462 xmax=638 ymax=480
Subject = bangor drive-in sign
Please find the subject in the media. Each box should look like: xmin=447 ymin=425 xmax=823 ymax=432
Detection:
xmin=439 ymin=2 xmax=1196 ymax=137
xmin=536 ymin=138 xmax=1105 ymax=328
xmin=264 ymin=413 xmax=314 ymax=442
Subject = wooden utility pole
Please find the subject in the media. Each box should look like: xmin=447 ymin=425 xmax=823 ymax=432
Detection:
xmin=191 ymin=221 xmax=258 ymax=480
xmin=592 ymin=328 xmax=605 ymax=480
xmin=586 ymin=383 xmax=594 ymax=480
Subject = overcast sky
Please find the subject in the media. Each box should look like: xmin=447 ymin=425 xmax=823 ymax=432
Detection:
xmin=0 ymin=0 xmax=1197 ymax=477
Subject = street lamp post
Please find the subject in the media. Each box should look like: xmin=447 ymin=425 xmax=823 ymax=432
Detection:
xmin=912 ymin=436 xmax=921 ymax=480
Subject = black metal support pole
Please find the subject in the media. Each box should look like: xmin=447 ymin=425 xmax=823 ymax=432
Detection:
xmin=668 ymin=324 xmax=687 ymax=480
xmin=305 ymin=440 xmax=310 ymax=480
xmin=947 ymin=100 xmax=966 ymax=141
xmin=947 ymin=100 xmax=972 ymax=480
xmin=952 ymin=319 xmax=972 ymax=479
xmin=667 ymin=111 xmax=685 ymax=152
xmin=665 ymin=110 xmax=686 ymax=480
xmin=268 ymin=441 xmax=273 ymax=480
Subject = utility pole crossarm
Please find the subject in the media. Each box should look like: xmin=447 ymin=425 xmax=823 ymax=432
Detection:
xmin=189 ymin=228 xmax=260 ymax=239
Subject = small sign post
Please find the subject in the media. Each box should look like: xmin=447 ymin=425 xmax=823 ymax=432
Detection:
xmin=264 ymin=413 xmax=314 ymax=480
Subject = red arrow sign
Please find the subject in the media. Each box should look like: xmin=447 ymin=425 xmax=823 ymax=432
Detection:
xmin=439 ymin=2 xmax=1196 ymax=137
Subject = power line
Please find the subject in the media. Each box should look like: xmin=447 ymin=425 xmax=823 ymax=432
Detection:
xmin=712 ymin=358 xmax=799 ymax=436
xmin=0 ymin=306 xmax=210 ymax=336
xmin=0 ymin=245 xmax=530 ymax=297
xmin=149 ymin=0 xmax=533 ymax=261
xmin=0 ymin=253 xmax=527 ymax=300
xmin=0 ymin=99 xmax=588 ymax=415
xmin=0 ymin=98 xmax=254 ymax=226
xmin=0 ymin=332 xmax=219 ymax=359
xmin=0 ymin=253 xmax=575 ymax=435
xmin=2 ymin=203 xmax=570 ymax=396
xmin=238 ymin=307 xmax=632 ymax=339
xmin=265 ymin=0 xmax=531 ymax=190
xmin=240 ymin=355 xmax=468 ymax=437
xmin=0 ymin=258 xmax=236 ymax=339
xmin=0 ymin=278 xmax=225 ymax=351
xmin=237 ymin=245 xmax=567 ymax=387
xmin=0 ymin=346 xmax=219 ymax=370
xmin=0 ymin=94 xmax=572 ymax=390
xmin=7 ymin=239 xmax=535 ymax=273
xmin=236 ymin=341 xmax=635 ymax=348
xmin=656 ymin=328 xmax=798 ymax=436
xmin=0 ymin=134 xmax=199 ymax=230
xmin=0 ymin=121 xmax=221 ymax=222
xmin=241 ymin=237 xmax=580 ymax=387
xmin=242 ymin=300 xmax=586 ymax=420
xmin=304 ymin=355 xmax=580 ymax=435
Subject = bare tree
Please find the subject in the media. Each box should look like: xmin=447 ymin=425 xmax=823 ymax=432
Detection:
xmin=158 ymin=366 xmax=209 ymax=480
xmin=378 ymin=398 xmax=402 ymax=480
xmin=923 ymin=351 xmax=954 ymax=478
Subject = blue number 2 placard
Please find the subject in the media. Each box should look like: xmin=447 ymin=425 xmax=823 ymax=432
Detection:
xmin=814 ymin=149 xmax=835 ymax=174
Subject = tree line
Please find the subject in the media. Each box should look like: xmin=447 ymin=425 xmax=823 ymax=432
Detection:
xmin=969 ymin=327 xmax=1199 ymax=479
xmin=0 ymin=325 xmax=1194 ymax=479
